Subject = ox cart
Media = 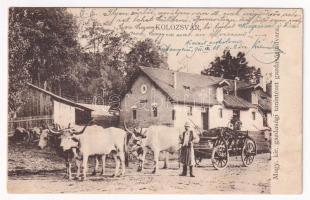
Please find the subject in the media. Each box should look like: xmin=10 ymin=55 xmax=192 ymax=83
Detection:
xmin=193 ymin=127 xmax=257 ymax=170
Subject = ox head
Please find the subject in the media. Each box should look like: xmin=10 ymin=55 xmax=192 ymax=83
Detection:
xmin=123 ymin=121 xmax=147 ymax=156
xmin=59 ymin=129 xmax=80 ymax=151
xmin=38 ymin=124 xmax=62 ymax=149
xmin=38 ymin=123 xmax=86 ymax=150
xmin=38 ymin=129 xmax=51 ymax=149
xmin=124 ymin=122 xmax=143 ymax=141
xmin=58 ymin=124 xmax=89 ymax=151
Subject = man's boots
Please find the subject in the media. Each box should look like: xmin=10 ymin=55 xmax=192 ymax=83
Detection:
xmin=189 ymin=166 xmax=195 ymax=177
xmin=179 ymin=165 xmax=187 ymax=176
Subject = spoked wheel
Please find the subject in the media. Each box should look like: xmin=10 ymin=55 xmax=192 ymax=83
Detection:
xmin=211 ymin=139 xmax=229 ymax=170
xmin=241 ymin=138 xmax=257 ymax=167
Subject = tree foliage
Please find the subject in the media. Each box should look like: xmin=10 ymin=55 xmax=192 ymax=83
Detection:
xmin=76 ymin=12 xmax=168 ymax=97
xmin=9 ymin=8 xmax=81 ymax=115
xmin=201 ymin=50 xmax=261 ymax=83
xmin=9 ymin=8 xmax=169 ymax=115
xmin=124 ymin=38 xmax=168 ymax=86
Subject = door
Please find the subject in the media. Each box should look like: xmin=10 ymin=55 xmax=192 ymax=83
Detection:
xmin=201 ymin=108 xmax=209 ymax=130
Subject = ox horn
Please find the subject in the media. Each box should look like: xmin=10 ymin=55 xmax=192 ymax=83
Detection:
xmin=47 ymin=125 xmax=62 ymax=135
xmin=123 ymin=121 xmax=139 ymax=139
xmin=72 ymin=120 xmax=92 ymax=135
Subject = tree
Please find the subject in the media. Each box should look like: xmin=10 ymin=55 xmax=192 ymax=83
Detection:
xmin=124 ymin=38 xmax=168 ymax=91
xmin=8 ymin=13 xmax=32 ymax=116
xmin=201 ymin=50 xmax=261 ymax=83
xmin=9 ymin=8 xmax=81 ymax=116
xmin=77 ymin=10 xmax=168 ymax=97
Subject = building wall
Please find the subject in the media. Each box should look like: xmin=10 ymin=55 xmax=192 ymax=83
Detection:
xmin=172 ymin=104 xmax=235 ymax=130
xmin=120 ymin=75 xmax=173 ymax=128
xmin=53 ymin=100 xmax=76 ymax=128
xmin=120 ymin=75 xmax=266 ymax=131
xmin=267 ymin=113 xmax=272 ymax=127
xmin=17 ymin=88 xmax=53 ymax=118
xmin=172 ymin=104 xmax=204 ymax=129
xmin=209 ymin=105 xmax=233 ymax=128
xmin=172 ymin=103 xmax=264 ymax=131
xmin=240 ymin=107 xmax=264 ymax=131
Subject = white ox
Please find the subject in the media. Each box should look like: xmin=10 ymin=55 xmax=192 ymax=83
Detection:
xmin=60 ymin=125 xmax=127 ymax=180
xmin=125 ymin=123 xmax=183 ymax=174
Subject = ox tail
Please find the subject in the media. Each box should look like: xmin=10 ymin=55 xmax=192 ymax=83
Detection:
xmin=124 ymin=134 xmax=129 ymax=167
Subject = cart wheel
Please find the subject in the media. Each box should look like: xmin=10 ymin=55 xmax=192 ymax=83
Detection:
xmin=211 ymin=140 xmax=229 ymax=170
xmin=241 ymin=139 xmax=256 ymax=167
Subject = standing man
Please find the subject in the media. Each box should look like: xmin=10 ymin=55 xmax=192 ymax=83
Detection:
xmin=179 ymin=122 xmax=198 ymax=177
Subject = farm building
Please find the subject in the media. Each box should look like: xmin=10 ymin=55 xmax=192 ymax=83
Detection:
xmin=120 ymin=67 xmax=271 ymax=131
xmin=232 ymin=83 xmax=272 ymax=128
xmin=9 ymin=83 xmax=93 ymax=134
xmin=78 ymin=103 xmax=119 ymax=128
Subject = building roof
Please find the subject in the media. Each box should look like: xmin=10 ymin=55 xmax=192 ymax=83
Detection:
xmin=217 ymin=78 xmax=270 ymax=112
xmin=78 ymin=103 xmax=112 ymax=116
xmin=27 ymin=83 xmax=93 ymax=112
xmin=223 ymin=94 xmax=256 ymax=109
xmin=224 ymin=80 xmax=259 ymax=92
xmin=140 ymin=67 xmax=221 ymax=106
xmin=139 ymin=67 xmax=255 ymax=109
xmin=256 ymin=90 xmax=272 ymax=112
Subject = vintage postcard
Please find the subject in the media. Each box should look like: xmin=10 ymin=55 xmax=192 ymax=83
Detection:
xmin=7 ymin=7 xmax=302 ymax=194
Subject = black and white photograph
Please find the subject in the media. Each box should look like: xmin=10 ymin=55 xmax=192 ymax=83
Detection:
xmin=6 ymin=7 xmax=302 ymax=194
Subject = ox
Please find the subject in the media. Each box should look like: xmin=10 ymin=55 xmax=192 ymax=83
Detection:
xmin=38 ymin=125 xmax=100 ymax=180
xmin=124 ymin=122 xmax=183 ymax=174
xmin=59 ymin=125 xmax=128 ymax=180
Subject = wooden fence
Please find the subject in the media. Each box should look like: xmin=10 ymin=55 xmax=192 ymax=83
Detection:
xmin=8 ymin=115 xmax=53 ymax=136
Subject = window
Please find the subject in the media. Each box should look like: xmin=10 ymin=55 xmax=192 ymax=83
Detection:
xmin=183 ymin=85 xmax=190 ymax=90
xmin=252 ymin=111 xmax=256 ymax=120
xmin=219 ymin=108 xmax=223 ymax=118
xmin=132 ymin=109 xmax=137 ymax=120
xmin=140 ymin=84 xmax=148 ymax=94
xmin=152 ymin=106 xmax=158 ymax=117
xmin=172 ymin=109 xmax=176 ymax=120
xmin=187 ymin=106 xmax=193 ymax=116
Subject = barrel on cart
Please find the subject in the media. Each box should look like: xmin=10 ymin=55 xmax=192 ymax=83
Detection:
xmin=194 ymin=127 xmax=257 ymax=170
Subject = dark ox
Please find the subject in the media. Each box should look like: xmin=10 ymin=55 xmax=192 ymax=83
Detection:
xmin=59 ymin=125 xmax=128 ymax=180
xmin=124 ymin=122 xmax=185 ymax=174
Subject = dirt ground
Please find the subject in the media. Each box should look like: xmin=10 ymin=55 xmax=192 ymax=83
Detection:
xmin=8 ymin=149 xmax=271 ymax=194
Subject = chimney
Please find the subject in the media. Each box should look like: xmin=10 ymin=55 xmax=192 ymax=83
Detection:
xmin=234 ymin=77 xmax=239 ymax=96
xmin=172 ymin=72 xmax=177 ymax=89
xmin=251 ymin=91 xmax=258 ymax=104
xmin=266 ymin=81 xmax=272 ymax=97
xmin=259 ymin=75 xmax=266 ymax=92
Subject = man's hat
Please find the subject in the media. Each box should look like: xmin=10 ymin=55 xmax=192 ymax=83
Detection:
xmin=184 ymin=122 xmax=191 ymax=127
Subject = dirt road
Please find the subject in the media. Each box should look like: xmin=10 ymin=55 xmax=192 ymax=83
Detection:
xmin=8 ymin=153 xmax=270 ymax=194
